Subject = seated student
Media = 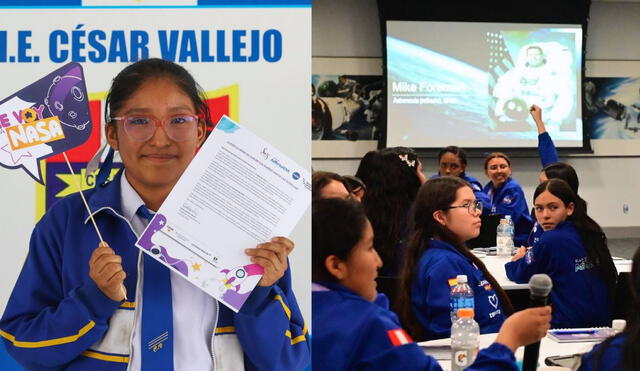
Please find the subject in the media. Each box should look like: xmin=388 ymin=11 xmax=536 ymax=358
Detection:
xmin=312 ymin=170 xmax=352 ymax=200
xmin=312 ymin=198 xmax=552 ymax=371
xmin=396 ymin=177 xmax=513 ymax=340
xmin=355 ymin=147 xmax=426 ymax=276
xmin=430 ymin=146 xmax=491 ymax=215
xmin=0 ymin=59 xmax=309 ymax=370
xmin=527 ymin=104 xmax=587 ymax=246
xmin=483 ymin=152 xmax=534 ymax=247
xmin=505 ymin=179 xmax=617 ymax=329
xmin=528 ymin=162 xmax=586 ymax=246
xmin=578 ymin=246 xmax=640 ymax=371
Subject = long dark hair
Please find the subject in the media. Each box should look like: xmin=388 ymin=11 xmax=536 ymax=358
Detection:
xmin=396 ymin=176 xmax=514 ymax=339
xmin=105 ymin=58 xmax=212 ymax=129
xmin=593 ymin=246 xmax=640 ymax=371
xmin=541 ymin=162 xmax=587 ymax=212
xmin=355 ymin=147 xmax=422 ymax=275
xmin=312 ymin=198 xmax=368 ymax=282
xmin=534 ymin=179 xmax=617 ymax=298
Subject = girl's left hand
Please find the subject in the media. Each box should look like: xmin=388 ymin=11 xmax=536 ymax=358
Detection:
xmin=245 ymin=237 xmax=294 ymax=287
xmin=511 ymin=247 xmax=528 ymax=262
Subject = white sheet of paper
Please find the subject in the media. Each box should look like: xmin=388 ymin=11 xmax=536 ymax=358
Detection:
xmin=135 ymin=116 xmax=310 ymax=312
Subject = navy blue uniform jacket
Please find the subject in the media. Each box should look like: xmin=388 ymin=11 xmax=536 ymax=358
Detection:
xmin=505 ymin=221 xmax=612 ymax=328
xmin=312 ymin=282 xmax=517 ymax=370
xmin=411 ymin=239 xmax=507 ymax=340
xmin=578 ymin=335 xmax=624 ymax=371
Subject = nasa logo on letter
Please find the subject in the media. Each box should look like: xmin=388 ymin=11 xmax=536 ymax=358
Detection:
xmin=292 ymin=171 xmax=300 ymax=180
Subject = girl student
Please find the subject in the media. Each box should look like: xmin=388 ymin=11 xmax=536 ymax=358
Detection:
xmin=312 ymin=197 xmax=552 ymax=370
xmin=431 ymin=146 xmax=491 ymax=215
xmin=483 ymin=152 xmax=534 ymax=247
xmin=0 ymin=59 xmax=309 ymax=370
xmin=396 ymin=176 xmax=514 ymax=341
xmin=505 ymin=179 xmax=617 ymax=328
xmin=355 ymin=147 xmax=426 ymax=276
xmin=578 ymin=245 xmax=640 ymax=371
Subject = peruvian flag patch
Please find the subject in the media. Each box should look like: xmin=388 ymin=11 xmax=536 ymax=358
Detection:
xmin=387 ymin=329 xmax=413 ymax=346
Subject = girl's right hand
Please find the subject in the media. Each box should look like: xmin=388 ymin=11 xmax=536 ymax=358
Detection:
xmin=495 ymin=306 xmax=552 ymax=352
xmin=89 ymin=242 xmax=127 ymax=302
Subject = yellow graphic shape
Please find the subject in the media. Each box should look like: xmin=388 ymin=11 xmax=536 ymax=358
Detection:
xmin=205 ymin=84 xmax=240 ymax=122
xmin=56 ymin=168 xmax=120 ymax=198
xmin=192 ymin=262 xmax=201 ymax=271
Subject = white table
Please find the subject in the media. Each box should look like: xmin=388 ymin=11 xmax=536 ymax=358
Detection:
xmin=475 ymin=253 xmax=632 ymax=291
xmin=419 ymin=332 xmax=598 ymax=371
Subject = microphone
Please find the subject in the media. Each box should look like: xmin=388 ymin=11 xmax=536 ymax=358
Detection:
xmin=522 ymin=274 xmax=552 ymax=371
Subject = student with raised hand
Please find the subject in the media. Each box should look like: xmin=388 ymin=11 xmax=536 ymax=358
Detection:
xmin=506 ymin=179 xmax=617 ymax=329
xmin=483 ymin=152 xmax=534 ymax=247
xmin=530 ymin=104 xmax=559 ymax=167
xmin=0 ymin=58 xmax=309 ymax=370
xmin=312 ymin=197 xmax=552 ymax=371
xmin=431 ymin=146 xmax=490 ymax=215
xmin=396 ymin=177 xmax=514 ymax=341
xmin=355 ymin=147 xmax=426 ymax=276
xmin=578 ymin=245 xmax=640 ymax=371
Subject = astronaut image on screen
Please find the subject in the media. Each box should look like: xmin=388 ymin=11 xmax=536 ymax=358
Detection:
xmin=492 ymin=42 xmax=574 ymax=131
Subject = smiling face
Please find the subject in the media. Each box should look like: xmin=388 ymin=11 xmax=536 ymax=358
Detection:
xmin=534 ymin=190 xmax=574 ymax=231
xmin=338 ymin=220 xmax=382 ymax=302
xmin=439 ymin=152 xmax=465 ymax=177
xmin=485 ymin=157 xmax=512 ymax=189
xmin=106 ymin=77 xmax=205 ymax=198
xmin=436 ymin=186 xmax=482 ymax=242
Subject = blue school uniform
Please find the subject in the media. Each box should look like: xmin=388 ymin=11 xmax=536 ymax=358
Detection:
xmin=312 ymin=282 xmax=517 ymax=371
xmin=412 ymin=239 xmax=507 ymax=340
xmin=527 ymin=132 xmax=560 ymax=246
xmin=430 ymin=172 xmax=491 ymax=215
xmin=483 ymin=177 xmax=534 ymax=246
xmin=577 ymin=335 xmax=624 ymax=371
xmin=505 ymin=221 xmax=612 ymax=328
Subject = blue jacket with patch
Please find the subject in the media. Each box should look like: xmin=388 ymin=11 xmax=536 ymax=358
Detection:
xmin=504 ymin=221 xmax=612 ymax=328
xmin=412 ymin=239 xmax=507 ymax=340
xmin=483 ymin=177 xmax=534 ymax=247
xmin=430 ymin=173 xmax=491 ymax=216
xmin=312 ymin=282 xmax=517 ymax=371
xmin=578 ymin=334 xmax=624 ymax=371
xmin=0 ymin=170 xmax=309 ymax=371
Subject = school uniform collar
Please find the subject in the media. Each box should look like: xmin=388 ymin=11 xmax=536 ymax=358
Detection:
xmin=83 ymin=168 xmax=125 ymax=221
xmin=119 ymin=170 xmax=148 ymax=225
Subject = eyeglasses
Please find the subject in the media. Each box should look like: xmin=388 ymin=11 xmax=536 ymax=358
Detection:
xmin=110 ymin=114 xmax=199 ymax=142
xmin=442 ymin=200 xmax=483 ymax=216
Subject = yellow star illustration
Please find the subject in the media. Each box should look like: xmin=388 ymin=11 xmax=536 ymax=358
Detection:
xmin=192 ymin=263 xmax=201 ymax=271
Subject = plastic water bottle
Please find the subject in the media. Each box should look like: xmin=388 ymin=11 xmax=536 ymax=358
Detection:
xmin=450 ymin=275 xmax=474 ymax=322
xmin=505 ymin=215 xmax=516 ymax=254
xmin=496 ymin=219 xmax=513 ymax=257
xmin=451 ymin=308 xmax=480 ymax=371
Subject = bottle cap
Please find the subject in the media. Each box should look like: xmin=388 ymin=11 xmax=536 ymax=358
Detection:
xmin=505 ymin=215 xmax=511 ymax=220
xmin=456 ymin=275 xmax=467 ymax=284
xmin=612 ymin=319 xmax=626 ymax=332
xmin=457 ymin=308 xmax=474 ymax=318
